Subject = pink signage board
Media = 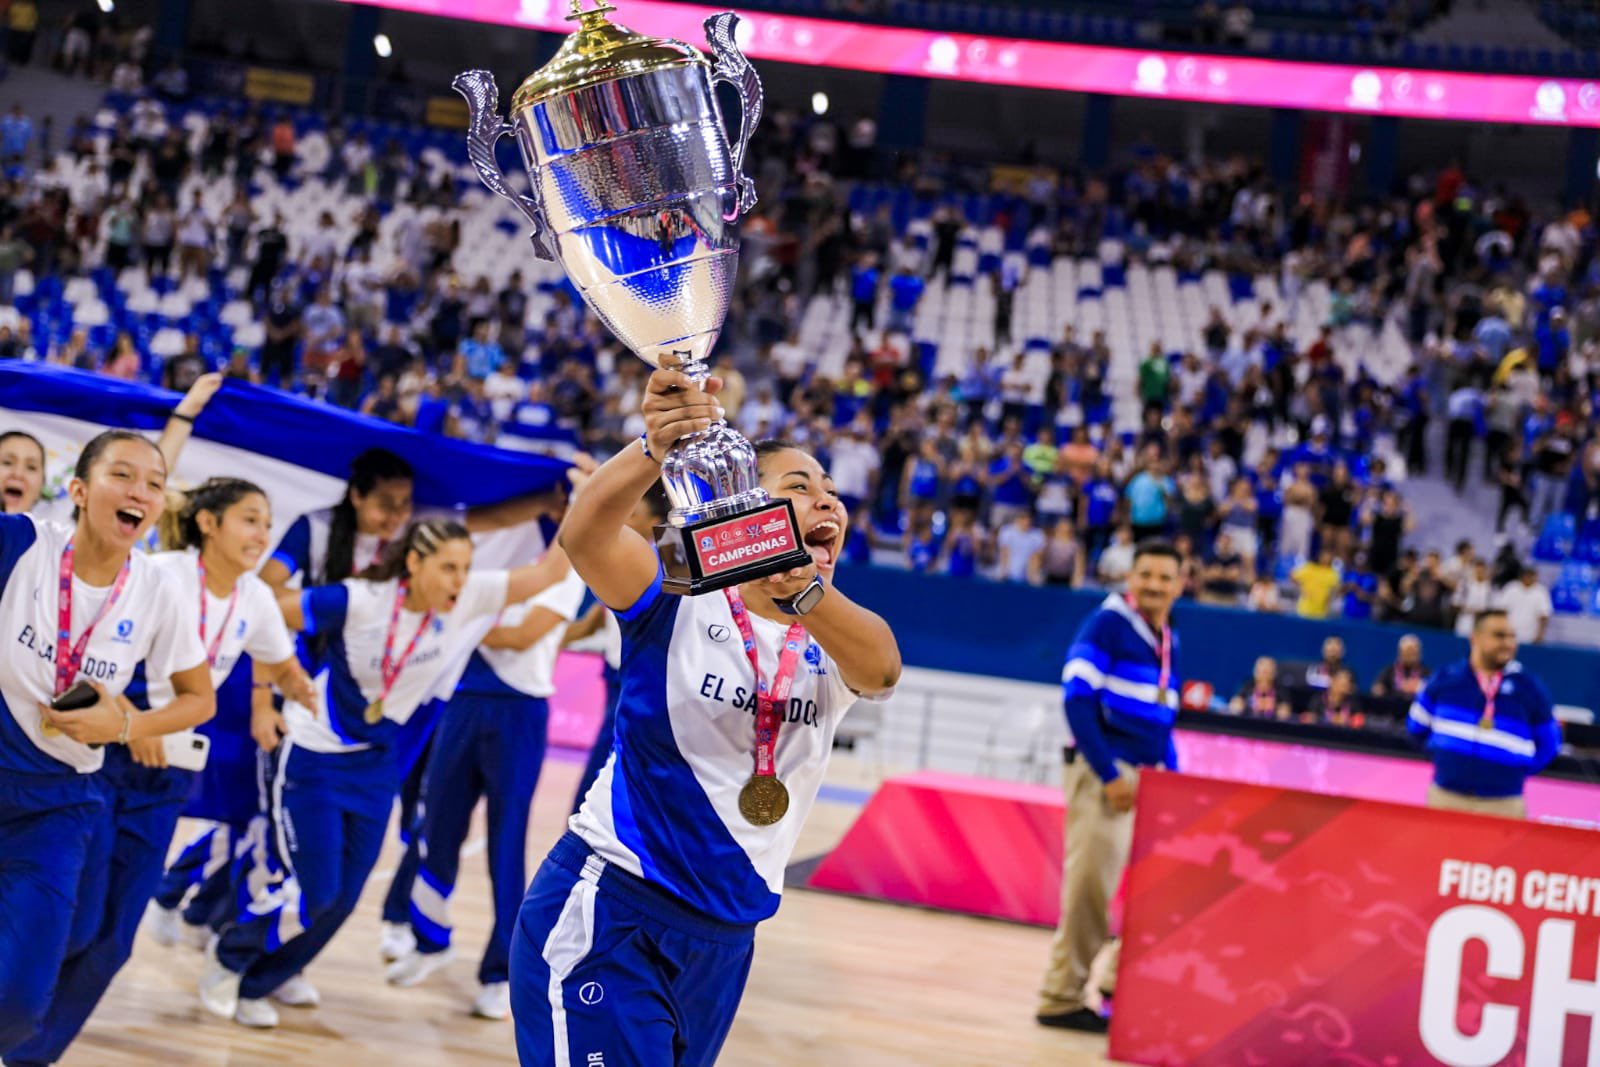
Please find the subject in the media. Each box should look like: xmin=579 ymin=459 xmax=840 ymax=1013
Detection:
xmin=343 ymin=0 xmax=1600 ymax=128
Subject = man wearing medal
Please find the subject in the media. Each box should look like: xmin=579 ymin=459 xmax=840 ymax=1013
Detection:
xmin=1407 ymin=609 xmax=1561 ymax=820
xmin=1039 ymin=539 xmax=1183 ymax=1034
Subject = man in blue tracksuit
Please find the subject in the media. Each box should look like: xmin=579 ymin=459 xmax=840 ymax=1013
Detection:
xmin=1038 ymin=540 xmax=1182 ymax=1034
xmin=1408 ymin=608 xmax=1560 ymax=820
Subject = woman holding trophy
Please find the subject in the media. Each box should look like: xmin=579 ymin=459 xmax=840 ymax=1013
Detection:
xmin=454 ymin=4 xmax=900 ymax=1061
xmin=515 ymin=361 xmax=901 ymax=1064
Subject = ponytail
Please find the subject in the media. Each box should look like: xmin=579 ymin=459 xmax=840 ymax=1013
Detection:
xmin=163 ymin=477 xmax=267 ymax=551
xmin=323 ymin=448 xmax=413 ymax=584
xmin=360 ymin=518 xmax=468 ymax=583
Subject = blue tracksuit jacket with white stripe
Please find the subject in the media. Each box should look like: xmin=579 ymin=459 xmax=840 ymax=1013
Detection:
xmin=1407 ymin=659 xmax=1560 ymax=798
xmin=1061 ymin=594 xmax=1181 ymax=783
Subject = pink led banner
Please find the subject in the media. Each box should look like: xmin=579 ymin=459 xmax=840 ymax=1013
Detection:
xmin=343 ymin=0 xmax=1600 ymax=128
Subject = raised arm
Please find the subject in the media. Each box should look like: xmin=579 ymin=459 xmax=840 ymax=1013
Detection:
xmin=558 ymin=357 xmax=721 ymax=612
xmin=504 ymin=543 xmax=573 ymax=606
xmin=155 ymin=372 xmax=224 ymax=472
xmin=464 ymin=459 xmax=593 ymax=533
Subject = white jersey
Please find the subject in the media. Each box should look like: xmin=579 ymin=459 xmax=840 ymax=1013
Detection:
xmin=471 ymin=567 xmax=586 ymax=697
xmin=0 ymin=515 xmax=207 ymax=775
xmin=267 ymin=507 xmax=389 ymax=589
xmin=570 ymin=571 xmax=863 ymax=925
xmin=136 ymin=550 xmax=297 ymax=706
xmin=283 ymin=570 xmax=508 ymax=754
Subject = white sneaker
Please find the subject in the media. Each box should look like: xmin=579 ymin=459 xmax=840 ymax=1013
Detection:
xmin=472 ymin=981 xmax=511 ymax=1021
xmin=271 ymin=973 xmax=321 ymax=1008
xmin=234 ymin=997 xmax=280 ymax=1029
xmin=147 ymin=903 xmax=183 ymax=947
xmin=379 ymin=921 xmax=416 ymax=963
xmin=385 ymin=947 xmax=456 ymax=988
xmin=198 ymin=950 xmax=241 ymax=1020
xmin=180 ymin=919 xmax=212 ymax=952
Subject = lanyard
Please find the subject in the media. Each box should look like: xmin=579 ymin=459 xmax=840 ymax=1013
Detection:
xmin=1476 ymin=669 xmax=1503 ymax=729
xmin=376 ymin=580 xmax=433 ymax=709
xmin=196 ymin=555 xmax=239 ymax=669
xmin=724 ymin=587 xmax=808 ymax=780
xmin=55 ymin=541 xmax=132 ymax=696
xmin=1125 ymin=594 xmax=1171 ymax=702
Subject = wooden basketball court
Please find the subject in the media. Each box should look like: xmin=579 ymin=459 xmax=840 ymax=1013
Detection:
xmin=58 ymin=755 xmax=1119 ymax=1067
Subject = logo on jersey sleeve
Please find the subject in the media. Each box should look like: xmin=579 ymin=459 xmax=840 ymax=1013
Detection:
xmin=707 ymin=624 xmax=730 ymax=643
xmin=113 ymin=619 xmax=134 ymax=644
xmin=236 ymin=619 xmax=247 ymax=638
xmin=804 ymin=642 xmax=827 ymax=676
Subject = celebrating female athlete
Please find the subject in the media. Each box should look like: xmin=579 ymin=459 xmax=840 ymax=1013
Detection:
xmin=509 ymin=358 xmax=901 ymax=1066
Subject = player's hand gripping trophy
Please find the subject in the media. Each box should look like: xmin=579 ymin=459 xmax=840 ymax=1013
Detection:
xmin=455 ymin=0 xmax=813 ymax=595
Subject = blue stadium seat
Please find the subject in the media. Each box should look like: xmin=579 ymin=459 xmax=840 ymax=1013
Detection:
xmin=1534 ymin=513 xmax=1578 ymax=562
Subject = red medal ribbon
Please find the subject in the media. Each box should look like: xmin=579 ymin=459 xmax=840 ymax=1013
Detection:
xmin=55 ymin=541 xmax=132 ymax=696
xmin=196 ymin=555 xmax=239 ymax=669
xmin=1125 ymin=593 xmax=1171 ymax=702
xmin=376 ymin=579 xmax=434 ymax=709
xmin=724 ymin=587 xmax=807 ymax=780
xmin=1476 ymin=669 xmax=1503 ymax=728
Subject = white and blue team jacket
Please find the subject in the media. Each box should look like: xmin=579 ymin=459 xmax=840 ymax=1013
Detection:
xmin=283 ymin=570 xmax=510 ymax=754
xmin=569 ymin=569 xmax=863 ymax=926
xmin=0 ymin=515 xmax=207 ymax=777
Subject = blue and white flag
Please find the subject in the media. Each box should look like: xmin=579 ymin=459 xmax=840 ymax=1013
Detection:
xmin=0 ymin=362 xmax=572 ymax=549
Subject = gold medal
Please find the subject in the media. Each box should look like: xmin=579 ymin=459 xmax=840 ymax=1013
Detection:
xmin=1478 ymin=711 xmax=1494 ymax=730
xmin=738 ymin=775 xmax=790 ymax=826
xmin=41 ymin=720 xmax=60 ymax=738
xmin=364 ymin=699 xmax=385 ymax=725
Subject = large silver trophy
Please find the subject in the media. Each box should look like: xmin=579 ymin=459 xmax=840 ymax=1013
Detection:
xmin=455 ymin=0 xmax=812 ymax=595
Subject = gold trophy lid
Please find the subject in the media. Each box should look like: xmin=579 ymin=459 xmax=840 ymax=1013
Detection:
xmin=511 ymin=0 xmax=706 ymax=113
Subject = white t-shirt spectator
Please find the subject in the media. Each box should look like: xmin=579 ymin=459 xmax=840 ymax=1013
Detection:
xmin=484 ymin=369 xmax=525 ymax=422
xmin=1098 ymin=538 xmax=1134 ymax=587
xmin=1453 ymin=575 xmax=1494 ymax=637
xmin=177 ymin=207 xmax=210 ymax=249
xmin=997 ymin=521 xmax=1046 ymax=583
xmin=772 ymin=340 xmax=810 ymax=382
xmin=741 ymin=395 xmax=784 ymax=435
xmin=1494 ymin=579 xmax=1553 ymax=644
xmin=829 ymin=437 xmax=879 ymax=502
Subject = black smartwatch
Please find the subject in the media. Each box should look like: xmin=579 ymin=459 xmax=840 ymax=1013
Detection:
xmin=774 ymin=575 xmax=826 ymax=616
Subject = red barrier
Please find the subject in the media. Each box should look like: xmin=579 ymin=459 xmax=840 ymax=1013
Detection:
xmin=1111 ymin=772 xmax=1600 ymax=1066
xmin=806 ymin=771 xmax=1067 ymax=925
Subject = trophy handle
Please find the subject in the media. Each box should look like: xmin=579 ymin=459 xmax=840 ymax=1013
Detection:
xmin=703 ymin=13 xmax=763 ymax=222
xmin=451 ymin=69 xmax=555 ymax=261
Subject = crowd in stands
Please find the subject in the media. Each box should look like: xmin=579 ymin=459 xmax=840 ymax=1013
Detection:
xmin=0 ymin=44 xmax=1595 ymax=643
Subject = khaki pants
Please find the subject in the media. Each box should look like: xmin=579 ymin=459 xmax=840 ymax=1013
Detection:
xmin=1427 ymin=784 xmax=1527 ymax=820
xmin=1039 ymin=760 xmax=1136 ymax=1015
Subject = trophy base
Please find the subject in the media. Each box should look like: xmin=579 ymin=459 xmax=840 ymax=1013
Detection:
xmin=656 ymin=497 xmax=814 ymax=596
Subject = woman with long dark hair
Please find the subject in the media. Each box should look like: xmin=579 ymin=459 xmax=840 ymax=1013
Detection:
xmin=0 ymin=430 xmax=214 ymax=1057
xmin=8 ymin=477 xmax=315 ymax=1066
xmin=509 ymin=357 xmax=902 ymax=1065
xmin=198 ymin=518 xmax=573 ymax=1029
xmin=260 ymin=447 xmax=417 ymax=595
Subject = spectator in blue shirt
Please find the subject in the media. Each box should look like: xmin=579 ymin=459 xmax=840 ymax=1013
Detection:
xmin=0 ymin=105 xmax=32 ymax=174
xmin=1039 ymin=540 xmax=1182 ymax=1034
xmin=1125 ymin=457 xmax=1175 ymax=541
xmin=1534 ymin=307 xmax=1570 ymax=375
xmin=1407 ymin=609 xmax=1560 ymax=820
xmin=457 ymin=320 xmax=505 ymax=381
xmin=886 ymin=264 xmax=925 ymax=336
xmin=849 ymin=253 xmax=879 ymax=336
xmin=986 ymin=442 xmax=1033 ymax=528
